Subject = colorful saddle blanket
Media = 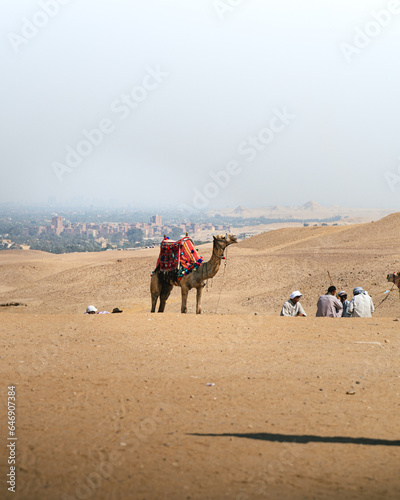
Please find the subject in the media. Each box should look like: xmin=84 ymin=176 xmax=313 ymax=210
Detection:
xmin=155 ymin=236 xmax=203 ymax=278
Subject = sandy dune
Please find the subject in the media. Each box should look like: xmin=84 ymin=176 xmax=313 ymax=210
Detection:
xmin=1 ymin=214 xmax=400 ymax=499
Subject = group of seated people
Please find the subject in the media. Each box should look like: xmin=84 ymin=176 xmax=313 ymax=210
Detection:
xmin=281 ymin=286 xmax=375 ymax=318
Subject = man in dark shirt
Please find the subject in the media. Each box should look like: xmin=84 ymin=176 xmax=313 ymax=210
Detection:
xmin=316 ymin=286 xmax=343 ymax=317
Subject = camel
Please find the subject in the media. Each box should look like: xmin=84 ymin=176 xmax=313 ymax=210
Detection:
xmin=150 ymin=233 xmax=237 ymax=314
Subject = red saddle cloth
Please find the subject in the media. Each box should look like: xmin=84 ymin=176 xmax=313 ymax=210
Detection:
xmin=155 ymin=236 xmax=203 ymax=276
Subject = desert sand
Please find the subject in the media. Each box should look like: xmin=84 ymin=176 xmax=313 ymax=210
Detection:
xmin=1 ymin=213 xmax=400 ymax=499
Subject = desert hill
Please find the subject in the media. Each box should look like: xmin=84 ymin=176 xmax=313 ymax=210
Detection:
xmin=230 ymin=213 xmax=400 ymax=316
xmin=238 ymin=212 xmax=400 ymax=252
xmin=0 ymin=213 xmax=399 ymax=317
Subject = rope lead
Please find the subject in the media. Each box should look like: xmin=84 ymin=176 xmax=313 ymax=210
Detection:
xmin=215 ymin=245 xmax=228 ymax=313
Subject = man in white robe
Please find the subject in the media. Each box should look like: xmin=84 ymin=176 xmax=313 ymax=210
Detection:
xmin=281 ymin=291 xmax=307 ymax=317
xmin=348 ymin=287 xmax=374 ymax=317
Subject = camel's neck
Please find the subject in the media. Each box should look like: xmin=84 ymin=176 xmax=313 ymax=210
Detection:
xmin=200 ymin=242 xmax=225 ymax=279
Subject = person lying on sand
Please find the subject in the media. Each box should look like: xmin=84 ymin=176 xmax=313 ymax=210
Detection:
xmin=85 ymin=305 xmax=110 ymax=314
xmin=280 ymin=291 xmax=307 ymax=317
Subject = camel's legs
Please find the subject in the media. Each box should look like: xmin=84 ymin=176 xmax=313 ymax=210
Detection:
xmin=151 ymin=292 xmax=159 ymax=313
xmin=150 ymin=272 xmax=161 ymax=313
xmin=158 ymin=282 xmax=173 ymax=313
xmin=196 ymin=286 xmax=204 ymax=314
xmin=181 ymin=286 xmax=189 ymax=313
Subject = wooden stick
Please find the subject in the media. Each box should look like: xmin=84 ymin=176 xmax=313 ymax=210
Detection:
xmin=327 ymin=271 xmax=339 ymax=298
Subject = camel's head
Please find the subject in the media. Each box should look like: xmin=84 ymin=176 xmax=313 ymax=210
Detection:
xmin=387 ymin=272 xmax=395 ymax=283
xmin=213 ymin=233 xmax=237 ymax=248
xmin=387 ymin=271 xmax=400 ymax=288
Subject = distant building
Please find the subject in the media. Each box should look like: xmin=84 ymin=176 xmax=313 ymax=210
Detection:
xmin=150 ymin=215 xmax=162 ymax=226
xmin=51 ymin=216 xmax=64 ymax=235
xmin=85 ymin=229 xmax=98 ymax=238
xmin=95 ymin=237 xmax=108 ymax=248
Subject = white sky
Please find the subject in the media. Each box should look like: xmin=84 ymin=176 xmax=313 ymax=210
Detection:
xmin=1 ymin=0 xmax=400 ymax=210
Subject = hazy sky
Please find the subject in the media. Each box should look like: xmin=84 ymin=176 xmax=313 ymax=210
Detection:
xmin=2 ymin=0 xmax=400 ymax=210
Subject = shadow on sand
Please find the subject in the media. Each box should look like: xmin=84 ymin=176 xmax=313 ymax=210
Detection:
xmin=188 ymin=432 xmax=400 ymax=447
